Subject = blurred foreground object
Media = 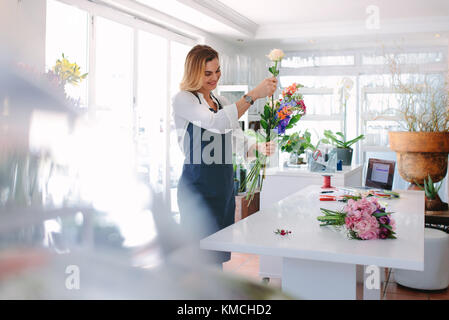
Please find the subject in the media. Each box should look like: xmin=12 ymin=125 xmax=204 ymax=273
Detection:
xmin=0 ymin=61 xmax=290 ymax=299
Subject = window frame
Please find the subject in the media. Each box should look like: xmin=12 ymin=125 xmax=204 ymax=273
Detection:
xmin=47 ymin=0 xmax=198 ymax=210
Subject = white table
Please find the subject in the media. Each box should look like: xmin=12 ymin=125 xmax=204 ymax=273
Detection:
xmin=260 ymin=165 xmax=363 ymax=278
xmin=261 ymin=165 xmax=363 ymax=209
xmin=200 ymin=185 xmax=424 ymax=300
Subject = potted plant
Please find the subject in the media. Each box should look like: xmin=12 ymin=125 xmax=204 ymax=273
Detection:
xmin=322 ymin=130 xmax=365 ymax=166
xmin=415 ymin=175 xmax=448 ymax=212
xmin=279 ymin=130 xmax=311 ymax=166
xmin=387 ymin=56 xmax=449 ymax=192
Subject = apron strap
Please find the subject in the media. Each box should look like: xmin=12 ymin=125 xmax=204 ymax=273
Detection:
xmin=190 ymin=91 xmax=222 ymax=112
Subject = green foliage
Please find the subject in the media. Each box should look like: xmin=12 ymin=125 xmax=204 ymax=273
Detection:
xmin=415 ymin=174 xmax=443 ymax=200
xmin=268 ymin=61 xmax=280 ymax=77
xmin=321 ymin=130 xmax=365 ymax=149
xmin=279 ymin=130 xmax=309 ymax=154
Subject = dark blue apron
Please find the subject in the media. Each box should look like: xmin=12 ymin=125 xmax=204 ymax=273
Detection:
xmin=177 ymin=92 xmax=235 ymax=264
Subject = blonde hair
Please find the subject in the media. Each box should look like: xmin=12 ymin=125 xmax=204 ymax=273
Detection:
xmin=180 ymin=45 xmax=219 ymax=92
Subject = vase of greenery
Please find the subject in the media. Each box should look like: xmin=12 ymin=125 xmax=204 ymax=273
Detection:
xmin=387 ymin=55 xmax=449 ymax=190
xmin=322 ymin=130 xmax=365 ymax=166
xmin=279 ymin=130 xmax=311 ymax=166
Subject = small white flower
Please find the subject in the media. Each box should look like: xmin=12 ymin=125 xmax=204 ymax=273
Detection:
xmin=335 ymin=77 xmax=354 ymax=104
xmin=340 ymin=77 xmax=354 ymax=91
xmin=267 ymin=49 xmax=285 ymax=62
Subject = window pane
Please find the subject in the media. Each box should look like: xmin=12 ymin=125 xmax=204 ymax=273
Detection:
xmin=362 ymin=51 xmax=445 ymax=65
xmin=95 ymin=17 xmax=133 ymax=129
xmin=45 ymin=0 xmax=89 ymax=106
xmin=302 ymin=94 xmax=336 ymax=116
xmin=169 ymin=41 xmax=192 ymax=214
xmin=280 ymin=76 xmax=347 ymax=89
xmin=282 ymin=55 xmax=354 ymax=68
xmin=170 ymin=42 xmax=191 ymax=97
xmin=136 ymin=30 xmax=168 ymax=192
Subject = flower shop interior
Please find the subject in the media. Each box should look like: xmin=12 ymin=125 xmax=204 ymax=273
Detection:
xmin=1 ymin=0 xmax=449 ymax=301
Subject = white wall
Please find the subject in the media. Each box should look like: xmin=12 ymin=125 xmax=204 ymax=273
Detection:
xmin=0 ymin=0 xmax=47 ymax=71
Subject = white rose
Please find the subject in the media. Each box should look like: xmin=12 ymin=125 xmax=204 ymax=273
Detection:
xmin=267 ymin=49 xmax=285 ymax=62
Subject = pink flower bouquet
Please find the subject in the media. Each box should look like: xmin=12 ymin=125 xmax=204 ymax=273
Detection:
xmin=317 ymin=197 xmax=396 ymax=240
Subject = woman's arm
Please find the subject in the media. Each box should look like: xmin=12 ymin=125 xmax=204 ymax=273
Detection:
xmin=172 ymin=91 xmax=237 ymax=133
xmin=234 ymin=77 xmax=278 ymax=119
xmin=172 ymin=78 xmax=277 ymax=133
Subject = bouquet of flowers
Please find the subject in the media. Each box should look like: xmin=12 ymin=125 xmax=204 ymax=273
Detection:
xmin=317 ymin=197 xmax=397 ymax=240
xmin=18 ymin=53 xmax=88 ymax=109
xmin=243 ymin=50 xmax=307 ymax=204
xmin=51 ymin=53 xmax=88 ymax=87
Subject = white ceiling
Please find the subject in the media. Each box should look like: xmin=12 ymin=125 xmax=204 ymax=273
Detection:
xmin=135 ymin=0 xmax=242 ymax=37
xmin=133 ymin=0 xmax=449 ymax=45
xmin=220 ymin=0 xmax=449 ymax=25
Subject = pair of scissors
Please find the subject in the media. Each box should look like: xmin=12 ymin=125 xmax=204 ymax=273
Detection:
xmin=319 ymin=195 xmax=336 ymax=201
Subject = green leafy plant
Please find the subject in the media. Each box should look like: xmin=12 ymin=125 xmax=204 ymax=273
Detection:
xmin=321 ymin=130 xmax=365 ymax=149
xmin=279 ymin=130 xmax=310 ymax=154
xmin=415 ymin=174 xmax=443 ymax=200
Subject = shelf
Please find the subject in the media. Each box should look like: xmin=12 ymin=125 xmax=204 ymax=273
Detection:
xmin=301 ymin=114 xmax=343 ymax=121
xmin=361 ymin=114 xmax=403 ymax=121
xmin=361 ymin=145 xmax=394 ymax=153
xmin=297 ymin=87 xmax=334 ymax=95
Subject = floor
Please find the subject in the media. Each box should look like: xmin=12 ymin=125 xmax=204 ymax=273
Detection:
xmin=223 ymin=252 xmax=449 ymax=300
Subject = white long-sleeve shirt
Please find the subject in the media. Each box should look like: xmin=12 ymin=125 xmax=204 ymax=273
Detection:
xmin=172 ymin=90 xmax=252 ymax=160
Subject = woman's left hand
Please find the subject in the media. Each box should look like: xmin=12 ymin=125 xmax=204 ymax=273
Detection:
xmin=259 ymin=141 xmax=277 ymax=156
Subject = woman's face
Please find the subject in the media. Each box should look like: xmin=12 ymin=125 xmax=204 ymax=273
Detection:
xmin=201 ymin=58 xmax=221 ymax=92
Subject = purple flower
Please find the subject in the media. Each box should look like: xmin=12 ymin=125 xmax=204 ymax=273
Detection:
xmin=379 ymin=215 xmax=390 ymax=225
xmin=276 ymin=118 xmax=290 ymax=134
xmin=379 ymin=227 xmax=390 ymax=239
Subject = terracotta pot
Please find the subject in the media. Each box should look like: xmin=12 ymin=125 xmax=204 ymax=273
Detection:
xmin=389 ymin=132 xmax=449 ymax=185
xmin=425 ymin=193 xmax=448 ymax=211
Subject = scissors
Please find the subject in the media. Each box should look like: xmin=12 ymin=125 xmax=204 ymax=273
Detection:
xmin=319 ymin=195 xmax=337 ymax=201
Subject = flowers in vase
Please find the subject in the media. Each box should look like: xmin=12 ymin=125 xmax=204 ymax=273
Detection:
xmin=317 ymin=197 xmax=397 ymax=240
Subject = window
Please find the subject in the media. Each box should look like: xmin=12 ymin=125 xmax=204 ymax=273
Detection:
xmin=282 ymin=54 xmax=354 ymax=68
xmin=136 ymin=30 xmax=168 ymax=193
xmin=45 ymin=0 xmax=197 ymax=217
xmin=95 ymin=17 xmax=134 ymax=129
xmin=45 ymin=0 xmax=89 ymax=106
xmin=278 ymin=48 xmax=448 ymax=199
xmin=169 ymin=41 xmax=192 ymax=214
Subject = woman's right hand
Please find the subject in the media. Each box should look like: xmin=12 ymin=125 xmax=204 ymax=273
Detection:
xmin=251 ymin=77 xmax=278 ymax=99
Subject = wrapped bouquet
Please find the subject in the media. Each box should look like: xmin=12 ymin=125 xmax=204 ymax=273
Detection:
xmin=317 ymin=197 xmax=397 ymax=240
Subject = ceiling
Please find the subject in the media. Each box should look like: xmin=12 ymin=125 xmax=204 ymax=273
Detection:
xmin=134 ymin=0 xmax=449 ymax=46
xmin=220 ymin=0 xmax=449 ymax=25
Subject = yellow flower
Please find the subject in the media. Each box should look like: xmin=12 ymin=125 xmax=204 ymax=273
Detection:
xmin=52 ymin=53 xmax=87 ymax=86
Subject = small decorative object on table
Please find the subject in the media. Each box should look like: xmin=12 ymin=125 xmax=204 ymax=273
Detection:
xmin=317 ymin=197 xmax=397 ymax=240
xmin=307 ymin=145 xmax=338 ymax=188
xmin=274 ymin=229 xmax=292 ymax=236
